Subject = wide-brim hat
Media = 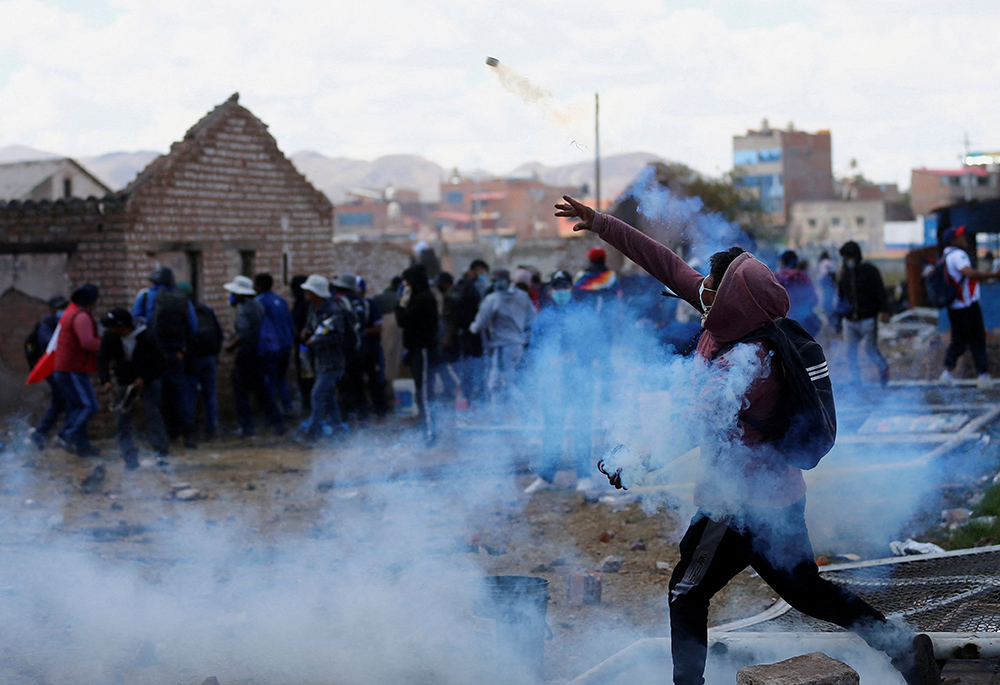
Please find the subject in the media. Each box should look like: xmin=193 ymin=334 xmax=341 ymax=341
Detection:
xmin=223 ymin=275 xmax=256 ymax=296
xmin=331 ymin=273 xmax=358 ymax=292
xmin=301 ymin=274 xmax=331 ymax=299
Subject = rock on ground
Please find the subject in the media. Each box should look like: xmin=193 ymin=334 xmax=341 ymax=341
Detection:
xmin=736 ymin=651 xmax=859 ymax=685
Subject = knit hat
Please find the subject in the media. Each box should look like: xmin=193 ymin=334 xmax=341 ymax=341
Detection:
xmin=491 ymin=268 xmax=511 ymax=282
xmin=513 ymin=268 xmax=533 ymax=285
xmin=101 ymin=308 xmax=133 ymax=329
xmin=149 ymin=266 xmax=175 ymax=287
xmin=223 ymin=275 xmax=256 ymax=296
xmin=587 ymin=246 xmax=607 ymax=263
xmin=301 ymin=274 xmax=331 ymax=299
xmin=70 ymin=284 xmax=99 ymax=307
xmin=47 ymin=295 xmax=70 ymax=309
xmin=550 ymin=270 xmax=573 ymax=288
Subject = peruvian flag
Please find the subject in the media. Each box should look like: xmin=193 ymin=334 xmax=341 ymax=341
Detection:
xmin=25 ymin=303 xmax=79 ymax=386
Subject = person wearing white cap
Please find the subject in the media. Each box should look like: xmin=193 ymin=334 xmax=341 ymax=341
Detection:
xmin=298 ymin=274 xmax=350 ymax=440
xmin=223 ymin=275 xmax=285 ymax=437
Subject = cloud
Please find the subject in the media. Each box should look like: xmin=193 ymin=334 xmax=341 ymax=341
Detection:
xmin=0 ymin=0 xmax=997 ymax=186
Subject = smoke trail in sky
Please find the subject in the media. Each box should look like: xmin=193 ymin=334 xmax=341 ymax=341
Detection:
xmin=487 ymin=58 xmax=581 ymax=130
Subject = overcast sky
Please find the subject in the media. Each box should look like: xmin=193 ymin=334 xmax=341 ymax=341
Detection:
xmin=0 ymin=0 xmax=996 ymax=189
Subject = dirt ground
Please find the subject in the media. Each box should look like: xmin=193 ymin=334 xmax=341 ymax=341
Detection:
xmin=1 ymin=329 xmax=999 ymax=684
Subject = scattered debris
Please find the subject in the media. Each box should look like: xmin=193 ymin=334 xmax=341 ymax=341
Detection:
xmin=79 ymin=464 xmax=106 ymax=494
xmin=628 ymin=538 xmax=646 ymax=551
xmin=110 ymin=502 xmax=124 ymax=511
xmin=890 ymin=538 xmax=946 ymax=556
xmin=531 ymin=563 xmax=551 ymax=573
xmin=246 ymin=482 xmax=256 ymax=490
xmin=317 ymin=480 xmax=334 ymax=492
xmin=550 ymin=557 xmax=567 ymax=566
xmin=567 ymin=571 xmax=601 ymax=605
xmin=943 ymin=508 xmax=973 ymax=527
xmin=597 ymin=530 xmax=615 ymax=543
xmin=816 ymin=553 xmax=861 ymax=566
xmin=600 ymin=555 xmax=624 ymax=573
xmin=168 ymin=483 xmax=206 ymax=501
xmin=656 ymin=561 xmax=671 ymax=573
xmin=201 ymin=677 xmax=220 ymax=685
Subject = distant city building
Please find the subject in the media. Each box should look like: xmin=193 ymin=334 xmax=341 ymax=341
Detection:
xmin=733 ymin=120 xmax=834 ymax=226
xmin=334 ymin=186 xmax=428 ymax=240
xmin=0 ymin=158 xmax=111 ymax=202
xmin=910 ymin=166 xmax=1000 ymax=217
xmin=788 ymin=199 xmax=885 ymax=254
xmin=431 ymin=176 xmax=580 ymax=242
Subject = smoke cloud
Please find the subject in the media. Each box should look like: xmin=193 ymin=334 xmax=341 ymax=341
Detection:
xmin=487 ymin=58 xmax=583 ymax=130
xmin=0 ymin=279 xmax=983 ymax=681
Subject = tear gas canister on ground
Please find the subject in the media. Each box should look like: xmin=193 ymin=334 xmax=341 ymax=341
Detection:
xmin=473 ymin=576 xmax=550 ymax=682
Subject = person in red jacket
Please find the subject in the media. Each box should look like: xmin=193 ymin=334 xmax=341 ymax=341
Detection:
xmin=555 ymin=196 xmax=939 ymax=685
xmin=52 ymin=284 xmax=102 ymax=457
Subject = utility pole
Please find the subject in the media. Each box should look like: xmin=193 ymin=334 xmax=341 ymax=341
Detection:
xmin=964 ymin=132 xmax=973 ymax=202
xmin=595 ymin=93 xmax=601 ymax=210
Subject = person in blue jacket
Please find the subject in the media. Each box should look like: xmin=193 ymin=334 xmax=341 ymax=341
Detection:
xmin=254 ymin=273 xmax=297 ymax=417
xmin=523 ymin=270 xmax=602 ymax=494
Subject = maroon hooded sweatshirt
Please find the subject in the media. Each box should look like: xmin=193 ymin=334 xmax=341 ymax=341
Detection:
xmin=594 ymin=213 xmax=805 ymax=509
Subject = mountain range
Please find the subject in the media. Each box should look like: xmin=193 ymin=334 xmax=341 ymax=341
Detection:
xmin=0 ymin=145 xmax=666 ymax=204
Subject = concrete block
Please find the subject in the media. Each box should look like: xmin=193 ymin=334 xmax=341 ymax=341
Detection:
xmin=736 ymin=652 xmax=859 ymax=685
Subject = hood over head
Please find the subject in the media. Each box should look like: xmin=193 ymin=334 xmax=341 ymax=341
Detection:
xmin=402 ymin=264 xmax=430 ymax=293
xmin=703 ymin=252 xmax=788 ymax=344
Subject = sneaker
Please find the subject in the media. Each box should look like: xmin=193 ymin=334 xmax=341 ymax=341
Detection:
xmin=156 ymin=458 xmax=172 ymax=473
xmin=978 ymin=373 xmax=992 ymax=390
xmin=576 ymin=477 xmax=596 ymax=492
xmin=523 ymin=477 xmax=553 ymax=494
xmin=28 ymin=429 xmax=46 ymax=451
xmin=891 ymin=633 xmax=940 ymax=685
xmin=56 ymin=435 xmax=76 ymax=454
xmin=938 ymin=369 xmax=953 ymax=385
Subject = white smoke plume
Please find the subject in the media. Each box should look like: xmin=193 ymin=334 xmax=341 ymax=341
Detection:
xmin=487 ymin=58 xmax=583 ymax=130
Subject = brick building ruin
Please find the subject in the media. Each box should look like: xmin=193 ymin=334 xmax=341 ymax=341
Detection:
xmin=0 ymin=93 xmax=336 ymax=417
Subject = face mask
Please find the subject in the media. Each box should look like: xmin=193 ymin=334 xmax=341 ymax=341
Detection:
xmin=494 ymin=279 xmax=509 ymax=292
xmin=698 ymin=277 xmax=716 ymax=326
xmin=551 ymin=288 xmax=572 ymax=306
xmin=229 ymin=293 xmax=238 ymax=307
xmin=478 ymin=274 xmax=488 ymax=284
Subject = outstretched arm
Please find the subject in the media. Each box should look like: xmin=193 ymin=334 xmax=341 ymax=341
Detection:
xmin=555 ymin=196 xmax=704 ymax=308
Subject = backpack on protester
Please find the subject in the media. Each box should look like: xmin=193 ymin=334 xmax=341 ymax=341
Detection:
xmin=188 ymin=303 xmax=222 ymax=357
xmin=923 ymin=254 xmax=963 ymax=308
xmin=717 ymin=317 xmax=836 ymax=470
xmin=148 ymin=288 xmax=192 ymax=351
xmin=335 ymin=296 xmax=362 ymax=359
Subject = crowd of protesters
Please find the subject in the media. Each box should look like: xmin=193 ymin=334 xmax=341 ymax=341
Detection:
xmin=21 ymin=226 xmax=997 ymax=472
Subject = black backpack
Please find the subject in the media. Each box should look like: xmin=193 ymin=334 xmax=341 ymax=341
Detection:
xmin=334 ymin=296 xmax=362 ymax=359
xmin=718 ymin=317 xmax=836 ymax=470
xmin=188 ymin=303 xmax=222 ymax=357
xmin=924 ymin=254 xmax=962 ymax=308
xmin=149 ymin=288 xmax=192 ymax=351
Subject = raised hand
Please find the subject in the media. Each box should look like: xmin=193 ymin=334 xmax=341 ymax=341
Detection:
xmin=554 ymin=195 xmax=596 ymax=233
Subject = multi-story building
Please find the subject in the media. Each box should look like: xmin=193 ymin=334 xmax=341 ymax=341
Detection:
xmin=787 ymin=200 xmax=886 ymax=254
xmin=910 ymin=166 xmax=1000 ymax=217
xmin=334 ymin=187 xmax=427 ymax=240
xmin=733 ymin=120 xmax=834 ymax=226
xmin=431 ymin=176 xmax=580 ymax=242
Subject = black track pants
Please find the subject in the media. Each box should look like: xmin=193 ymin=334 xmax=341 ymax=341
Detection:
xmin=668 ymin=498 xmax=888 ymax=685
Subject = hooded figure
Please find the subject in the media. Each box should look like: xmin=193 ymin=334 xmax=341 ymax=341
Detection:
xmin=552 ymin=195 xmax=940 ymax=685
xmin=396 ymin=264 xmax=439 ymax=443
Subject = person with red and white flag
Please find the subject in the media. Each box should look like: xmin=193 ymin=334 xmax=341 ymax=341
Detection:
xmin=34 ymin=284 xmax=103 ymax=456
